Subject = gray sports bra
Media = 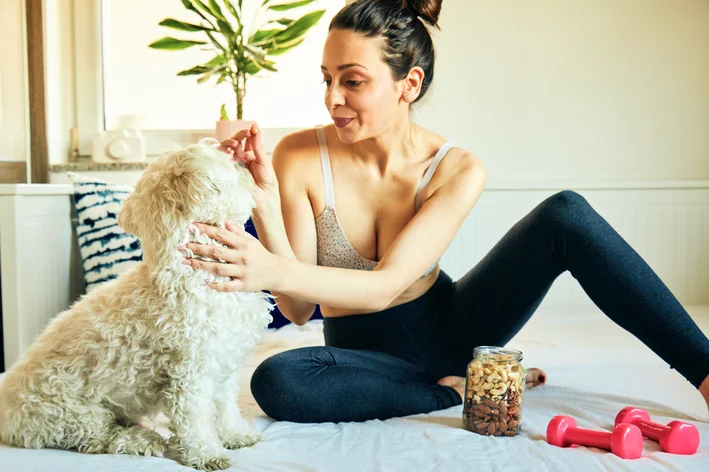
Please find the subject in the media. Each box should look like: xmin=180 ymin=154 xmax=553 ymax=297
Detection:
xmin=313 ymin=126 xmax=455 ymax=278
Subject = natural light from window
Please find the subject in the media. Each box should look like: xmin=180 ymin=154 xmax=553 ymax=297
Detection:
xmin=102 ymin=0 xmax=344 ymax=131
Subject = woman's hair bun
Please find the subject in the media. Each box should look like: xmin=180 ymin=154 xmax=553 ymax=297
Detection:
xmin=401 ymin=0 xmax=442 ymax=29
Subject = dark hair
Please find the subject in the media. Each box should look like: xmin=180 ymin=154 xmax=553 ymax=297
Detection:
xmin=330 ymin=0 xmax=442 ymax=103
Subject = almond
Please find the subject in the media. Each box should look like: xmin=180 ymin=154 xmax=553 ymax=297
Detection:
xmin=487 ymin=422 xmax=497 ymax=435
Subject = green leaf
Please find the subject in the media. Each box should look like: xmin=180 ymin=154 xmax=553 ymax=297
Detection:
xmin=197 ymin=74 xmax=214 ymax=84
xmin=216 ymin=18 xmax=234 ymax=36
xmin=181 ymin=0 xmax=215 ymax=27
xmin=181 ymin=0 xmax=199 ymax=14
xmin=223 ymin=0 xmax=241 ymax=27
xmin=205 ymin=54 xmax=227 ymax=67
xmin=265 ymin=37 xmax=304 ymax=55
xmin=216 ymin=74 xmax=229 ymax=85
xmin=193 ymin=0 xmax=218 ymax=19
xmin=262 ymin=33 xmax=306 ymax=50
xmin=268 ymin=0 xmax=315 ymax=12
xmin=245 ymin=44 xmax=267 ymax=61
xmin=195 ymin=64 xmax=227 ymax=83
xmin=158 ymin=18 xmax=212 ymax=32
xmin=274 ymin=18 xmax=294 ymax=26
xmin=220 ymin=103 xmax=230 ymax=120
xmin=243 ymin=61 xmax=260 ymax=75
xmin=251 ymin=28 xmax=281 ymax=43
xmin=205 ymin=30 xmax=228 ymax=52
xmin=149 ymin=37 xmax=207 ymax=50
xmin=177 ymin=56 xmax=227 ymax=77
xmin=261 ymin=62 xmax=277 ymax=72
xmin=273 ymin=10 xmax=324 ymax=42
xmin=177 ymin=65 xmax=213 ymax=76
xmin=242 ymin=57 xmax=277 ymax=75
xmin=251 ymin=55 xmax=277 ymax=72
xmin=208 ymin=0 xmax=224 ymax=18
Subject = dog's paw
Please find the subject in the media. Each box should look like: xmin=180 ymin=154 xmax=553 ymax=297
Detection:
xmin=172 ymin=451 xmax=231 ymax=471
xmin=110 ymin=428 xmax=167 ymax=457
xmin=198 ymin=454 xmax=231 ymax=471
xmin=221 ymin=430 xmax=261 ymax=449
xmin=167 ymin=437 xmax=231 ymax=470
xmin=143 ymin=438 xmax=168 ymax=458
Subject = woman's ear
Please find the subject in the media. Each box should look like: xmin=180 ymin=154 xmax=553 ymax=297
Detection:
xmin=403 ymin=66 xmax=425 ymax=101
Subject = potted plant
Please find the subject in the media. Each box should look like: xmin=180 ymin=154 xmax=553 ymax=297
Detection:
xmin=149 ymin=0 xmax=325 ymax=141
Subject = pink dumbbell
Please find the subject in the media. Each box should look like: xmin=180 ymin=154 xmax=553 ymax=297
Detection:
xmin=547 ymin=415 xmax=644 ymax=459
xmin=615 ymin=407 xmax=699 ymax=455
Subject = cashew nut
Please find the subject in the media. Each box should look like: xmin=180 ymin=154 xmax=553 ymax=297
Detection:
xmin=486 ymin=372 xmax=502 ymax=383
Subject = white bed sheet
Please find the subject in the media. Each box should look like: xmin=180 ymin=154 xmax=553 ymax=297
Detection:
xmin=1 ymin=305 xmax=708 ymax=471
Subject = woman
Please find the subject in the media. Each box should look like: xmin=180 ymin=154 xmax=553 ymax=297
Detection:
xmin=181 ymin=0 xmax=709 ymax=423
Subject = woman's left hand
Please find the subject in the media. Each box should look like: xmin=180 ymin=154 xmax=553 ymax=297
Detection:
xmin=180 ymin=221 xmax=278 ymax=292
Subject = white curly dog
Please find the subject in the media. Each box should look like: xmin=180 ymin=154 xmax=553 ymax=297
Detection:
xmin=0 ymin=140 xmax=273 ymax=470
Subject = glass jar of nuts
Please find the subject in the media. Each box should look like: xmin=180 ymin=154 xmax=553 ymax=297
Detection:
xmin=463 ymin=346 xmax=526 ymax=436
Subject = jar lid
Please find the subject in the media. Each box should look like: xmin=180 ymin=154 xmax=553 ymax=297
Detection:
xmin=473 ymin=346 xmax=523 ymax=362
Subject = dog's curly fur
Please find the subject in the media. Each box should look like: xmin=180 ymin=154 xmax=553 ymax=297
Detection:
xmin=0 ymin=140 xmax=273 ymax=470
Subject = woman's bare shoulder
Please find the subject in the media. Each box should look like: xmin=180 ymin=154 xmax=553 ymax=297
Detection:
xmin=419 ymin=127 xmax=485 ymax=193
xmin=274 ymin=128 xmax=320 ymax=158
xmin=418 ymin=126 xmax=482 ymax=171
xmin=272 ymin=128 xmax=322 ymax=176
xmin=441 ymin=146 xmax=483 ymax=172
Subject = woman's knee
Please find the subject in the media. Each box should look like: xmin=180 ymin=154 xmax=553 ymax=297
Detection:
xmin=545 ymin=189 xmax=589 ymax=209
xmin=251 ymin=350 xmax=301 ymax=398
xmin=535 ymin=190 xmax=594 ymax=229
xmin=250 ymin=347 xmax=333 ymax=421
xmin=251 ymin=346 xmax=333 ymax=384
xmin=250 ymin=353 xmax=293 ymax=421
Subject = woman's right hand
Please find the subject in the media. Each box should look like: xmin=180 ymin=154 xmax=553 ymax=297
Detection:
xmin=219 ymin=124 xmax=279 ymax=210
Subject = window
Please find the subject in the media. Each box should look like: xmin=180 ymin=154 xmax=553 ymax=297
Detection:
xmin=75 ymin=0 xmax=345 ymax=155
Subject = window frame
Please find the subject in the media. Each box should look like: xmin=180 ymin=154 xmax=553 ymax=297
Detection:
xmin=73 ymin=0 xmax=303 ymax=158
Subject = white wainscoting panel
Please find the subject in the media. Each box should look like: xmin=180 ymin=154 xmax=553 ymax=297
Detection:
xmin=440 ymin=183 xmax=709 ymax=308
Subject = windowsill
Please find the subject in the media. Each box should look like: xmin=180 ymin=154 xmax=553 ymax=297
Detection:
xmin=49 ymin=126 xmax=289 ymax=173
xmin=49 ymin=160 xmax=151 ymax=172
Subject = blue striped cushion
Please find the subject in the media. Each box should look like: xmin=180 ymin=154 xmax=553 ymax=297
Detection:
xmin=68 ymin=172 xmax=143 ymax=291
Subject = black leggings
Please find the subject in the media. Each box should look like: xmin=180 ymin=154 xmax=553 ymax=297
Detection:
xmin=251 ymin=190 xmax=709 ymax=423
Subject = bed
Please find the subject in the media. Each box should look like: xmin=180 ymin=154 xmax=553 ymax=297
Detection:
xmin=1 ymin=304 xmax=708 ymax=471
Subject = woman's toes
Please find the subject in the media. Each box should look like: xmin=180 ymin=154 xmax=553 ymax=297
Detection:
xmin=437 ymin=376 xmax=466 ymax=399
xmin=525 ymin=367 xmax=547 ymax=390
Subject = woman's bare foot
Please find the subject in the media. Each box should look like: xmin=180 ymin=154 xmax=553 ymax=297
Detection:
xmin=526 ymin=368 xmax=548 ymax=390
xmin=438 ymin=368 xmax=548 ymax=400
xmin=438 ymin=376 xmax=466 ymax=399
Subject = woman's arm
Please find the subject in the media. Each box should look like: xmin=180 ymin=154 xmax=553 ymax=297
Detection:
xmin=188 ymin=148 xmax=486 ymax=312
xmin=250 ymin=133 xmax=320 ymax=325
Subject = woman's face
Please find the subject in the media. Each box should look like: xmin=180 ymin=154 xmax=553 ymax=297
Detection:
xmin=321 ymin=29 xmax=406 ymax=143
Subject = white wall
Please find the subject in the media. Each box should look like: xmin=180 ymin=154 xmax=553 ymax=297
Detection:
xmin=44 ymin=0 xmax=709 ymax=185
xmin=0 ymin=0 xmax=30 ymax=164
xmin=418 ymin=0 xmax=709 ymax=184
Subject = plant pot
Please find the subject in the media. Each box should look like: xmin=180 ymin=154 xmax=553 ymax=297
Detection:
xmin=215 ymin=119 xmax=256 ymax=142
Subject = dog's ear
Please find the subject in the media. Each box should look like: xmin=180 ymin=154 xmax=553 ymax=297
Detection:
xmin=117 ymin=192 xmax=140 ymax=237
xmin=117 ymin=166 xmax=163 ymax=239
